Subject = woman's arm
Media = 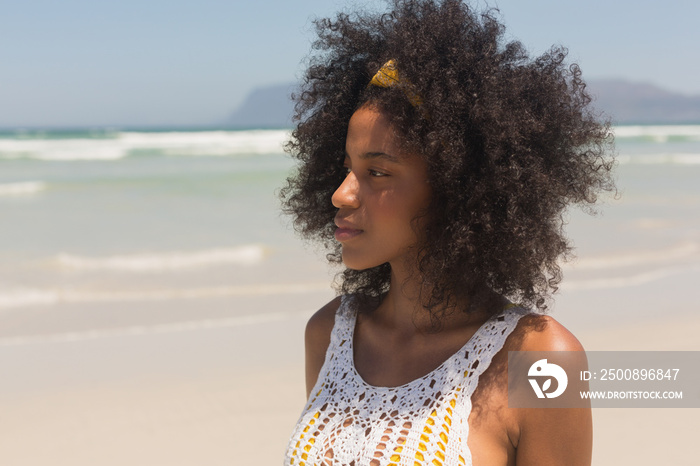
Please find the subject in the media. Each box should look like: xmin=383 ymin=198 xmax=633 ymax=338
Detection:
xmin=304 ymin=297 xmax=341 ymax=398
xmin=513 ymin=316 xmax=593 ymax=466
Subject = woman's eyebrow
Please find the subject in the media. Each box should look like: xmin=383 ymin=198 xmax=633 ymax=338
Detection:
xmin=363 ymin=151 xmax=400 ymax=162
xmin=345 ymin=150 xmax=400 ymax=163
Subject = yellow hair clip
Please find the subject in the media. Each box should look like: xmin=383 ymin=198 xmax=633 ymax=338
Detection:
xmin=369 ymin=59 xmax=424 ymax=107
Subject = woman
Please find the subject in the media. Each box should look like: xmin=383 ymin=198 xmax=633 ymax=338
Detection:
xmin=281 ymin=1 xmax=615 ymax=464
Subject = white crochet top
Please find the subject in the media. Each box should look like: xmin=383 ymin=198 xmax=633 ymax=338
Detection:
xmin=285 ymin=295 xmax=529 ymax=466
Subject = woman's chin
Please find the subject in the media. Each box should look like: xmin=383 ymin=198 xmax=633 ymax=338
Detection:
xmin=341 ymin=253 xmax=380 ymax=271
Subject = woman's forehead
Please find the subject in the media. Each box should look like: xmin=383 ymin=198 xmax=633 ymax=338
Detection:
xmin=346 ymin=106 xmax=417 ymax=161
xmin=347 ymin=106 xmax=394 ymax=138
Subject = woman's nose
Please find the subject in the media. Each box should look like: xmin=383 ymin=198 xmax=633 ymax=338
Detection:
xmin=332 ymin=171 xmax=360 ymax=209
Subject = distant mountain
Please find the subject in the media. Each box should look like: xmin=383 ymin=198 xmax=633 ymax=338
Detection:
xmin=228 ymin=83 xmax=295 ymax=128
xmin=228 ymin=79 xmax=700 ymax=128
xmin=587 ymin=79 xmax=700 ymax=124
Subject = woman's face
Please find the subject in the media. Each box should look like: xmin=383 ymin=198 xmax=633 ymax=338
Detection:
xmin=332 ymin=105 xmax=431 ymax=271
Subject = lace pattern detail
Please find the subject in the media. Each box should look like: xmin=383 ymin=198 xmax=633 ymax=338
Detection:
xmin=285 ymin=295 xmax=529 ymax=466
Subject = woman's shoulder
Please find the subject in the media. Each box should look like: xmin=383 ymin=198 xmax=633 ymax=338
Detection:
xmin=508 ymin=311 xmax=585 ymax=352
xmin=304 ymin=296 xmax=343 ymax=396
xmin=305 ymin=296 xmax=343 ymax=345
xmin=504 ymin=312 xmax=592 ymax=465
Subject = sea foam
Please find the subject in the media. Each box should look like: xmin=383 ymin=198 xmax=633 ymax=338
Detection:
xmin=613 ymin=125 xmax=700 ymax=142
xmin=0 ymin=130 xmax=291 ymax=161
xmin=0 ymin=181 xmax=47 ymax=197
xmin=54 ymin=245 xmax=268 ymax=272
xmin=617 ymin=153 xmax=700 ymax=165
xmin=563 ymin=263 xmax=700 ymax=291
xmin=0 ymin=281 xmax=330 ymax=311
xmin=0 ymin=309 xmax=316 ymax=346
xmin=570 ymin=242 xmax=700 ymax=270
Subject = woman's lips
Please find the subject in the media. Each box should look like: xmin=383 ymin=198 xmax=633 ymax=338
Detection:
xmin=334 ymin=227 xmax=363 ymax=241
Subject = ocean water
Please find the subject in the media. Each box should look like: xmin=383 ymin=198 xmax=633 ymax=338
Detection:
xmin=0 ymin=125 xmax=698 ymax=342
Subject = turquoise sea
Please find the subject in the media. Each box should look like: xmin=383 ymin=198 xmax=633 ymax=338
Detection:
xmin=0 ymin=125 xmax=699 ymax=342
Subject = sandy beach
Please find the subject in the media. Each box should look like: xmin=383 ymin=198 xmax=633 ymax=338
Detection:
xmin=0 ymin=283 xmax=698 ymax=466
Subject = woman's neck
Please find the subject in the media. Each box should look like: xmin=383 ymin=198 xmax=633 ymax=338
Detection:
xmin=374 ymin=263 xmax=460 ymax=335
xmin=375 ymin=257 xmax=496 ymax=335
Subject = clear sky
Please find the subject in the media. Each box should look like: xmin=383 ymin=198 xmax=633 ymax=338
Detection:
xmin=2 ymin=0 xmax=698 ymax=127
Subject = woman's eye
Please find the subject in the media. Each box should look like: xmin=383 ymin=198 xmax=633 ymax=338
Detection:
xmin=368 ymin=169 xmax=387 ymax=177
